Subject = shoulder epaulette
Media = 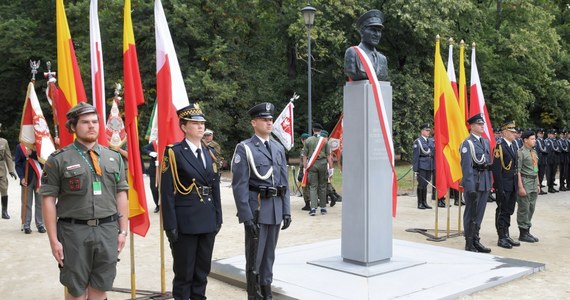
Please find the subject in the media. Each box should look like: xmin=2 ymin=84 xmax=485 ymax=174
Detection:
xmin=50 ymin=148 xmax=66 ymax=157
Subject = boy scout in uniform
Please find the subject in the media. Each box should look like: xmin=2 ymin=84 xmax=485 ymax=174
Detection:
xmin=516 ymin=130 xmax=540 ymax=243
xmin=460 ymin=114 xmax=492 ymax=253
xmin=40 ymin=103 xmax=129 ymax=300
xmin=231 ymin=102 xmax=291 ymax=299
xmin=302 ymin=123 xmax=334 ymax=216
xmin=0 ymin=123 xmax=18 ymax=219
xmin=491 ymin=121 xmax=521 ymax=249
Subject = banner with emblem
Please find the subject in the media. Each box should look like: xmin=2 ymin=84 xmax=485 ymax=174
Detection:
xmin=272 ymin=101 xmax=294 ymax=151
xmin=328 ymin=112 xmax=343 ymax=163
xmin=470 ymin=44 xmax=495 ymax=151
xmin=19 ymin=82 xmax=56 ymax=163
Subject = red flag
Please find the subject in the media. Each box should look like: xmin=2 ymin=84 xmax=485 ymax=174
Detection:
xmin=124 ymin=0 xmax=149 ymax=237
xmin=469 ymin=44 xmax=495 ymax=151
xmin=328 ymin=113 xmax=343 ymax=163
xmin=57 ymin=0 xmax=87 ymax=147
xmin=90 ymin=0 xmax=107 ymax=146
xmin=434 ymin=36 xmax=469 ymax=199
xmin=155 ymin=0 xmax=189 ymax=161
xmin=272 ymin=101 xmax=294 ymax=151
xmin=19 ymin=82 xmax=56 ymax=163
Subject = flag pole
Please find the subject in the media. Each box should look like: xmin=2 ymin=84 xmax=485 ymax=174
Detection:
xmin=44 ymin=61 xmax=60 ymax=146
xmin=130 ymin=233 xmax=136 ymax=299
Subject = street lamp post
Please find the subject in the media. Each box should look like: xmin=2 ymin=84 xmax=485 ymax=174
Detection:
xmin=301 ymin=5 xmax=316 ymax=133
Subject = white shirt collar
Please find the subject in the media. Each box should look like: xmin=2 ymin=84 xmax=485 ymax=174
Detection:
xmin=256 ymin=135 xmax=270 ymax=144
xmin=185 ymin=139 xmax=202 ymax=154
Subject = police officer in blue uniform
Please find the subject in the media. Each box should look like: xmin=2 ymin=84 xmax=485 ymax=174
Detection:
xmin=160 ymin=103 xmax=223 ymax=300
xmin=545 ymin=129 xmax=560 ymax=193
xmin=491 ymin=120 xmax=521 ymax=249
xmin=412 ymin=123 xmax=434 ymax=209
xmin=535 ymin=128 xmax=548 ymax=194
xmin=460 ymin=114 xmax=492 ymax=253
xmin=231 ymin=102 xmax=291 ymax=300
xmin=557 ymin=130 xmax=569 ymax=191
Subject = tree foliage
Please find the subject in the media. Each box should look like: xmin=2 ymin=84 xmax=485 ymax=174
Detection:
xmin=0 ymin=0 xmax=569 ymax=162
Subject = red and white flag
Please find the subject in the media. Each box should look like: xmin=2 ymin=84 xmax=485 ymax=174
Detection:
xmin=155 ymin=0 xmax=189 ymax=161
xmin=90 ymin=0 xmax=107 ymax=146
xmin=272 ymin=101 xmax=294 ymax=151
xmin=328 ymin=113 xmax=343 ymax=163
xmin=19 ymin=82 xmax=56 ymax=163
xmin=447 ymin=41 xmax=459 ymax=99
xmin=469 ymin=45 xmax=495 ymax=150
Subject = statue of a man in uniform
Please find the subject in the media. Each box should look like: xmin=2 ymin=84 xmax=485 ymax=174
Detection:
xmin=344 ymin=9 xmax=389 ymax=81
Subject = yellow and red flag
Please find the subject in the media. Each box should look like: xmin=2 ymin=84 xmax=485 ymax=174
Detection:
xmin=123 ymin=0 xmax=149 ymax=237
xmin=90 ymin=0 xmax=107 ymax=146
xmin=155 ymin=0 xmax=189 ymax=161
xmin=57 ymin=0 xmax=87 ymax=147
xmin=434 ymin=36 xmax=469 ymax=199
xmin=469 ymin=44 xmax=495 ymax=151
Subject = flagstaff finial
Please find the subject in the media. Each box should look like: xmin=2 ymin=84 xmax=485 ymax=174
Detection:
xmin=472 ymin=42 xmax=476 ymax=48
xmin=114 ymin=83 xmax=122 ymax=97
xmin=448 ymin=37 xmax=454 ymax=45
xmin=460 ymin=40 xmax=465 ymax=46
xmin=436 ymin=34 xmax=441 ymax=41
xmin=30 ymin=60 xmax=41 ymax=81
xmin=289 ymin=92 xmax=300 ymax=103
xmin=44 ymin=61 xmax=57 ymax=82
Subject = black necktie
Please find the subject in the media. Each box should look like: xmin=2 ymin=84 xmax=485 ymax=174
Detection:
xmin=196 ymin=148 xmax=205 ymax=169
xmin=510 ymin=143 xmax=515 ymax=154
xmin=264 ymin=141 xmax=272 ymax=158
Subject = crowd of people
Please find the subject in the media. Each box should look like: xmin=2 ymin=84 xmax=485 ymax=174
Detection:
xmin=412 ymin=114 xmax=570 ymax=253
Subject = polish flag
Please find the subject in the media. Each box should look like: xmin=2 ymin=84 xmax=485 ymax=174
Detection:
xmin=90 ymin=0 xmax=107 ymax=146
xmin=469 ymin=44 xmax=495 ymax=151
xmin=155 ymin=0 xmax=189 ymax=161
xmin=19 ymin=82 xmax=56 ymax=163
xmin=272 ymin=101 xmax=294 ymax=151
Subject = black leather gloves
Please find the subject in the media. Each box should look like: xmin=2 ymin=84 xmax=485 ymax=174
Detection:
xmin=281 ymin=215 xmax=291 ymax=230
xmin=165 ymin=228 xmax=178 ymax=244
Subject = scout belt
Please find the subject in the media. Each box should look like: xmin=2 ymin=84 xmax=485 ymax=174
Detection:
xmin=58 ymin=213 xmax=119 ymax=226
xmin=249 ymin=185 xmax=286 ymax=198
xmin=521 ymin=174 xmax=537 ymax=179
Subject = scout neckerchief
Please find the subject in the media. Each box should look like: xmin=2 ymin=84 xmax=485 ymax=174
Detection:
xmin=301 ymin=136 xmax=326 ymax=187
xmin=19 ymin=144 xmax=42 ymax=190
xmin=353 ymin=46 xmax=398 ymax=217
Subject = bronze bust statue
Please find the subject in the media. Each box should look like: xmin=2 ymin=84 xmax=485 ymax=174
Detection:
xmin=344 ymin=9 xmax=389 ymax=81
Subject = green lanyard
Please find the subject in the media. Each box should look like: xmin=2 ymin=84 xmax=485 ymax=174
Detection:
xmin=73 ymin=144 xmax=100 ymax=182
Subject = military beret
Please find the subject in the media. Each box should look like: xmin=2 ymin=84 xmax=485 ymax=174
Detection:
xmin=419 ymin=123 xmax=431 ymax=130
xmin=357 ymin=9 xmax=384 ymax=30
xmin=500 ymin=120 xmax=517 ymax=132
xmin=66 ymin=102 xmax=97 ymax=120
xmin=466 ymin=113 xmax=485 ymax=125
xmin=301 ymin=133 xmax=310 ymax=140
xmin=248 ymin=102 xmax=274 ymax=119
xmin=177 ymin=103 xmax=206 ymax=122
xmin=312 ymin=123 xmax=324 ymax=130
xmin=320 ymin=130 xmax=329 ymax=137
xmin=521 ymin=130 xmax=535 ymax=139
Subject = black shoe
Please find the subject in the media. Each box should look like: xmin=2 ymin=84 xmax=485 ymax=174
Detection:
xmin=527 ymin=231 xmax=539 ymax=242
xmin=24 ymin=228 xmax=32 ymax=234
xmin=548 ymin=188 xmax=557 ymax=193
xmin=38 ymin=226 xmax=46 ymax=233
xmin=1 ymin=211 xmax=9 ymax=219
xmin=154 ymin=206 xmax=160 ymax=213
xmin=506 ymin=236 xmax=520 ymax=247
xmin=539 ymin=190 xmax=547 ymax=195
xmin=560 ymin=187 xmax=568 ymax=191
xmin=473 ymin=240 xmax=492 ymax=253
xmin=438 ymin=199 xmax=447 ymax=208
xmin=423 ymin=201 xmax=432 ymax=209
xmin=301 ymin=205 xmax=311 ymax=211
xmin=497 ymin=238 xmax=512 ymax=249
xmin=465 ymin=238 xmax=478 ymax=252
xmin=417 ymin=202 xmax=426 ymax=209
xmin=330 ymin=197 xmax=336 ymax=207
xmin=519 ymin=228 xmax=535 ymax=243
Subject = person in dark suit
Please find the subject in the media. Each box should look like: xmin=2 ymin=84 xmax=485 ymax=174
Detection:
xmin=412 ymin=123 xmax=434 ymax=209
xmin=545 ymin=129 xmax=560 ymax=193
xmin=142 ymin=141 xmax=160 ymax=213
xmin=231 ymin=102 xmax=291 ymax=299
xmin=460 ymin=114 xmax=492 ymax=253
xmin=534 ymin=128 xmax=548 ymax=194
xmin=160 ymin=103 xmax=223 ymax=300
xmin=491 ymin=121 xmax=521 ymax=249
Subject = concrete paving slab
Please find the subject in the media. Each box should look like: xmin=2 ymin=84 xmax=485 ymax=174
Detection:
xmin=211 ymin=239 xmax=544 ymax=300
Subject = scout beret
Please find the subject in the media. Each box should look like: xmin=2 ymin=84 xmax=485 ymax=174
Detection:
xmin=521 ymin=130 xmax=535 ymax=139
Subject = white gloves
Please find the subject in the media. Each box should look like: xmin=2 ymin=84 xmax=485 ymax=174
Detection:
xmin=328 ymin=168 xmax=334 ymax=177
xmin=149 ymin=151 xmax=158 ymax=158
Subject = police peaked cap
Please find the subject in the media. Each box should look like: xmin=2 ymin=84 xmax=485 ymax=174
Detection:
xmin=312 ymin=123 xmax=324 ymax=130
xmin=248 ymin=102 xmax=275 ymax=119
xmin=419 ymin=123 xmax=431 ymax=130
xmin=466 ymin=113 xmax=485 ymax=125
xmin=177 ymin=103 xmax=206 ymax=122
xmin=357 ymin=9 xmax=384 ymax=30
xmin=500 ymin=120 xmax=517 ymax=132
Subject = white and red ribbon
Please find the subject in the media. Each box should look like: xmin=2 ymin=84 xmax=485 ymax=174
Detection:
xmin=301 ymin=136 xmax=326 ymax=187
xmin=352 ymin=46 xmax=398 ymax=216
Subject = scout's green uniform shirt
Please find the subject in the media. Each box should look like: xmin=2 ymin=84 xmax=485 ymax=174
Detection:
xmin=301 ymin=135 xmax=330 ymax=160
xmin=517 ymin=146 xmax=539 ymax=192
xmin=39 ymin=140 xmax=129 ymax=219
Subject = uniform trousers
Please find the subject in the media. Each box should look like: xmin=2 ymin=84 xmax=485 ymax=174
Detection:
xmin=416 ymin=169 xmax=432 ymax=190
xmin=517 ymin=177 xmax=538 ymax=230
xmin=171 ymin=232 xmax=216 ymax=300
xmin=463 ymin=190 xmax=490 ymax=233
xmin=546 ymin=162 xmax=558 ymax=188
xmin=495 ymin=190 xmax=516 ymax=231
xmin=245 ymin=224 xmax=280 ymax=286
xmin=308 ymin=159 xmax=328 ymax=208
xmin=20 ymin=175 xmax=43 ymax=229
xmin=537 ymin=154 xmax=547 ymax=186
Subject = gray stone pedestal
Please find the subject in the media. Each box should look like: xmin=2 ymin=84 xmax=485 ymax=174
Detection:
xmin=341 ymin=80 xmax=393 ymax=266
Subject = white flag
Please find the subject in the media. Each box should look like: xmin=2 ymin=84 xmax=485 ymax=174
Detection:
xmin=272 ymin=102 xmax=294 ymax=151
